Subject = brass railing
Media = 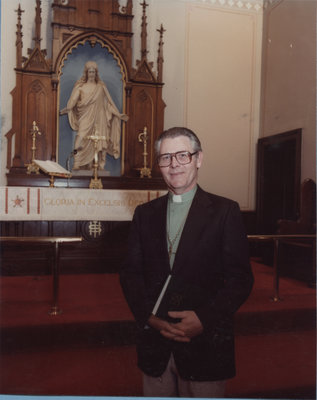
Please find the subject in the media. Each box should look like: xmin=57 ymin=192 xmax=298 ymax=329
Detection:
xmin=0 ymin=236 xmax=83 ymax=315
xmin=0 ymin=234 xmax=315 ymax=315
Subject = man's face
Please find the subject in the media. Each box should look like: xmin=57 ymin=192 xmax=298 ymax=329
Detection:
xmin=158 ymin=136 xmax=203 ymax=195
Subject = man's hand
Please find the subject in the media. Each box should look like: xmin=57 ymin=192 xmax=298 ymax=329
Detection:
xmin=147 ymin=314 xmax=190 ymax=342
xmin=168 ymin=311 xmax=203 ymax=339
xmin=147 ymin=311 xmax=203 ymax=342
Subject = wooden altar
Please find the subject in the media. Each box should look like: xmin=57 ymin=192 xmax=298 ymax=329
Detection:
xmin=5 ymin=0 xmax=166 ymax=189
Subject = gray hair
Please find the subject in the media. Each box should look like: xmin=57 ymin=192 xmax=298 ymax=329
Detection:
xmin=154 ymin=127 xmax=202 ymax=156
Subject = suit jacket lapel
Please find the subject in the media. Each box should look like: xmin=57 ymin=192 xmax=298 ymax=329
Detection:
xmin=150 ymin=194 xmax=171 ymax=272
xmin=172 ymin=187 xmax=214 ymax=275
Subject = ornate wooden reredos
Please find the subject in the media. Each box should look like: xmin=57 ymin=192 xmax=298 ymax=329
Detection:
xmin=6 ymin=0 xmax=166 ymax=188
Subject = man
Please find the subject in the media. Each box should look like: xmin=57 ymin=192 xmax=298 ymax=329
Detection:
xmin=120 ymin=127 xmax=253 ymax=397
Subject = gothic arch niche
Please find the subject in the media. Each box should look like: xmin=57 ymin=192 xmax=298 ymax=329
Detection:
xmin=6 ymin=0 xmax=166 ymax=189
xmin=57 ymin=38 xmax=128 ymax=176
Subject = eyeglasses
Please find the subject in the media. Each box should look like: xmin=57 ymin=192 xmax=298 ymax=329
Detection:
xmin=157 ymin=151 xmax=198 ymax=167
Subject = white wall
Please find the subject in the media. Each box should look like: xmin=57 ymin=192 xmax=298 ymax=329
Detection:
xmin=133 ymin=0 xmax=264 ymax=209
xmin=184 ymin=4 xmax=263 ymax=209
xmin=261 ymin=0 xmax=316 ymax=182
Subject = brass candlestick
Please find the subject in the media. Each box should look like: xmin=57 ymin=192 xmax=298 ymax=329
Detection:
xmin=138 ymin=126 xmax=152 ymax=178
xmin=49 ymin=174 xmax=56 ymax=188
xmin=25 ymin=121 xmax=41 ymax=174
xmin=88 ymin=133 xmax=105 ymax=189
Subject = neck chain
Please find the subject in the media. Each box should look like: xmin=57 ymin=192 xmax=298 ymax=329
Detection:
xmin=167 ymin=211 xmax=188 ymax=259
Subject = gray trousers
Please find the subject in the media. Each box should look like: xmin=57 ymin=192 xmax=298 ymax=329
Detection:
xmin=143 ymin=354 xmax=226 ymax=398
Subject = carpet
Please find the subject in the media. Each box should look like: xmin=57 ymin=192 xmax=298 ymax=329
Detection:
xmin=0 ymin=259 xmax=315 ymax=398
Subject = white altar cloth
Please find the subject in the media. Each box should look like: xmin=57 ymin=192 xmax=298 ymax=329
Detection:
xmin=0 ymin=187 xmax=167 ymax=221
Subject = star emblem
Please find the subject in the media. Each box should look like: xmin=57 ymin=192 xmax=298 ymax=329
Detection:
xmin=12 ymin=195 xmax=24 ymax=208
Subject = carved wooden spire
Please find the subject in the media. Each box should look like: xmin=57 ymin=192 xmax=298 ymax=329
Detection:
xmin=15 ymin=4 xmax=24 ymax=68
xmin=33 ymin=0 xmax=42 ymax=48
xmin=126 ymin=0 xmax=133 ymax=14
xmin=157 ymin=24 xmax=165 ymax=83
xmin=140 ymin=0 xmax=149 ymax=60
xmin=119 ymin=0 xmax=133 ymax=14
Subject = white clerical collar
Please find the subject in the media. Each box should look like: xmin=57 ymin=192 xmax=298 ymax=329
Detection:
xmin=172 ymin=194 xmax=182 ymax=203
xmin=169 ymin=186 xmax=197 ymax=203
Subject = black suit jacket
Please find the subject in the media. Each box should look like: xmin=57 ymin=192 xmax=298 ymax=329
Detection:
xmin=120 ymin=186 xmax=253 ymax=381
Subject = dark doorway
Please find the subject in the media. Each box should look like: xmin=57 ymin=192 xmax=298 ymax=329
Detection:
xmin=256 ymin=129 xmax=301 ymax=234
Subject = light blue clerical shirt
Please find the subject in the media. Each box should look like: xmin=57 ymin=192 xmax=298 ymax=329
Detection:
xmin=151 ymin=186 xmax=197 ymax=316
xmin=166 ymin=186 xmax=197 ymax=268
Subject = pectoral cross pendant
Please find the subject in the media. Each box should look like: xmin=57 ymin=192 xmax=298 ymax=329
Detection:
xmin=168 ymin=244 xmax=173 ymax=259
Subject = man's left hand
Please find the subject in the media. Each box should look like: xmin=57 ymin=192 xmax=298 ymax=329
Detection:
xmin=168 ymin=310 xmax=203 ymax=339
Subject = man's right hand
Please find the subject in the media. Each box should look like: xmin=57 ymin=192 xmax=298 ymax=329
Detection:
xmin=147 ymin=314 xmax=191 ymax=343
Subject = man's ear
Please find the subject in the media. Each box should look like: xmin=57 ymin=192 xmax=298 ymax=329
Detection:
xmin=197 ymin=151 xmax=203 ymax=169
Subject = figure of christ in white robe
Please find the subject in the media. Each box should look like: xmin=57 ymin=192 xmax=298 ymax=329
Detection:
xmin=61 ymin=61 xmax=128 ymax=170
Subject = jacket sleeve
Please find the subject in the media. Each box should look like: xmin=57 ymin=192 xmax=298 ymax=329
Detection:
xmin=195 ymin=201 xmax=254 ymax=333
xmin=119 ymin=206 xmax=152 ymax=329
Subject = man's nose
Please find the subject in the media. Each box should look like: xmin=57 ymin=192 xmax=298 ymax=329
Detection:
xmin=170 ymin=154 xmax=179 ymax=167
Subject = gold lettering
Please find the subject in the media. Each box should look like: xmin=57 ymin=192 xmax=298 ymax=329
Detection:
xmin=43 ymin=198 xmax=75 ymax=206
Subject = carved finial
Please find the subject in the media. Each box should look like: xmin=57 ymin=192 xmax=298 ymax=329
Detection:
xmin=157 ymin=24 xmax=165 ymax=82
xmin=140 ymin=0 xmax=149 ymax=60
xmin=34 ymin=0 xmax=42 ymax=48
xmin=126 ymin=0 xmax=133 ymax=14
xmin=15 ymin=4 xmax=25 ymax=68
xmin=118 ymin=0 xmax=132 ymax=14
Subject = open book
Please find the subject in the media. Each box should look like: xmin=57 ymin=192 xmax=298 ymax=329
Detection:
xmin=33 ymin=159 xmax=72 ymax=178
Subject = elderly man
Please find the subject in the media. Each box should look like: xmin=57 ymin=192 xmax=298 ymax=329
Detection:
xmin=120 ymin=127 xmax=253 ymax=398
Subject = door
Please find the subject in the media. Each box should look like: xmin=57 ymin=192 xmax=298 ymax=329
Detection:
xmin=256 ymin=129 xmax=301 ymax=234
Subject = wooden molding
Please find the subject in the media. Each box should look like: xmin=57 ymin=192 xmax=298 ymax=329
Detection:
xmin=6 ymin=0 xmax=166 ymax=188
